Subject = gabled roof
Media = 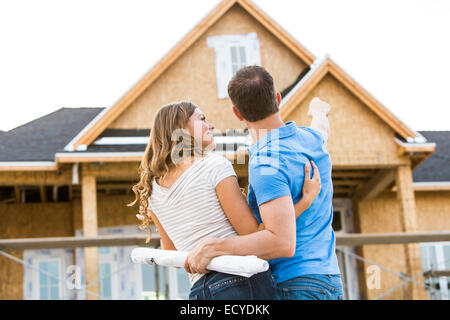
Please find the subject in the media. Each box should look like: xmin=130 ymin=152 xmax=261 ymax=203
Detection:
xmin=0 ymin=108 xmax=104 ymax=162
xmin=280 ymin=56 xmax=421 ymax=141
xmin=413 ymin=131 xmax=450 ymax=182
xmin=65 ymin=0 xmax=316 ymax=152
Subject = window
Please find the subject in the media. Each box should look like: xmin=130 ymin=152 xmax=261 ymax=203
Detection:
xmin=230 ymin=45 xmax=247 ymax=75
xmin=140 ymin=264 xmax=167 ymax=300
xmin=37 ymin=260 xmax=61 ymax=300
xmin=420 ymin=242 xmax=450 ymax=300
xmin=99 ymin=263 xmax=112 ymax=299
xmin=333 ymin=199 xmax=359 ymax=300
xmin=332 ymin=209 xmax=343 ymax=232
xmin=207 ymin=32 xmax=261 ymax=99
xmin=97 ymin=246 xmax=118 ymax=300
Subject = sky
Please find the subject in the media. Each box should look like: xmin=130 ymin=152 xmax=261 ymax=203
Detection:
xmin=0 ymin=0 xmax=449 ymax=132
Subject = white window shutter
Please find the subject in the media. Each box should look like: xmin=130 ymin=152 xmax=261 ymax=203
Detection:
xmin=207 ymin=33 xmax=261 ymax=99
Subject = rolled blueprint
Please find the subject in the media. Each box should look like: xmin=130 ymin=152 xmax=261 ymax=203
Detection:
xmin=131 ymin=248 xmax=269 ymax=278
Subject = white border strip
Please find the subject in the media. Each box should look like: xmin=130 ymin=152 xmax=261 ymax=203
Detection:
xmin=93 ymin=137 xmax=150 ymax=145
xmin=92 ymin=135 xmax=252 ymax=146
xmin=0 ymin=161 xmax=56 ymax=167
xmin=394 ymin=138 xmax=436 ymax=149
xmin=413 ymin=182 xmax=450 ymax=190
xmin=0 ymin=161 xmax=57 ymax=171
xmin=56 ymin=152 xmax=144 ymax=158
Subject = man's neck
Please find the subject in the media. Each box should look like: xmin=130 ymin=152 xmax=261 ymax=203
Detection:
xmin=247 ymin=112 xmax=285 ymax=144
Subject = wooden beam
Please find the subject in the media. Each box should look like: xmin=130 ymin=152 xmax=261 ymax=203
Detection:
xmin=40 ymin=185 xmax=47 ymax=203
xmin=395 ymin=165 xmax=427 ymax=300
xmin=82 ymin=163 xmax=139 ymax=181
xmin=0 ymin=170 xmax=72 ymax=186
xmin=333 ymin=180 xmax=366 ymax=186
xmin=81 ymin=174 xmax=99 ymax=299
xmin=332 ymin=171 xmax=373 ymax=178
xmin=2 ymin=231 xmax=450 ymax=250
xmin=0 ymin=235 xmax=161 ymax=250
xmin=423 ymin=270 xmax=450 ymax=278
xmin=353 ymin=169 xmax=396 ymax=201
xmin=14 ymin=186 xmax=21 ymax=203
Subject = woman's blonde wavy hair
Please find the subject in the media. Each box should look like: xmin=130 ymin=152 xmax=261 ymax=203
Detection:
xmin=128 ymin=101 xmax=201 ymax=242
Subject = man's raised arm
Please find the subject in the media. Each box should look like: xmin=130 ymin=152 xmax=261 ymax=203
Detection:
xmin=308 ymin=97 xmax=331 ymax=143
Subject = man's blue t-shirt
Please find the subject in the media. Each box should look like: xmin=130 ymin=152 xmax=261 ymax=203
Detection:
xmin=247 ymin=121 xmax=340 ymax=284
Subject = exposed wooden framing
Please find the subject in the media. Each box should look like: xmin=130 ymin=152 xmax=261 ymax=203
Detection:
xmin=67 ymin=0 xmax=316 ymax=151
xmin=333 ymin=186 xmax=356 ymax=193
xmin=81 ymin=174 xmax=99 ymax=299
xmin=423 ymin=270 xmax=450 ymax=278
xmin=354 ymin=169 xmax=396 ymax=201
xmin=333 ymin=180 xmax=366 ymax=186
xmin=280 ymin=57 xmax=420 ymax=140
xmin=0 ymin=235 xmax=161 ymax=250
xmin=0 ymin=170 xmax=72 ymax=186
xmin=82 ymin=163 xmax=140 ymax=181
xmin=332 ymin=171 xmax=374 ymax=179
xmin=395 ymin=164 xmax=426 ymax=300
xmin=395 ymin=139 xmax=435 ymax=170
xmin=40 ymin=185 xmax=47 ymax=203
xmin=2 ymin=231 xmax=450 ymax=250
xmin=14 ymin=186 xmax=20 ymax=203
xmin=97 ymin=183 xmax=134 ymax=190
xmin=332 ymin=163 xmax=400 ymax=170
xmin=395 ymin=139 xmax=436 ymax=157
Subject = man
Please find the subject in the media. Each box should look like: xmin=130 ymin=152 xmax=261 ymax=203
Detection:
xmin=185 ymin=65 xmax=343 ymax=300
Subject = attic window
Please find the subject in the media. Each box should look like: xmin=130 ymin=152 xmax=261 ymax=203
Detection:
xmin=207 ymin=32 xmax=261 ymax=99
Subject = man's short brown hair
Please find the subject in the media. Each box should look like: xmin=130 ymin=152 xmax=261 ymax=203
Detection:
xmin=227 ymin=65 xmax=278 ymax=122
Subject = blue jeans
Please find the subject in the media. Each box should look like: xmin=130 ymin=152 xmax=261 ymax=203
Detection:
xmin=189 ymin=270 xmax=276 ymax=300
xmin=276 ymin=274 xmax=344 ymax=300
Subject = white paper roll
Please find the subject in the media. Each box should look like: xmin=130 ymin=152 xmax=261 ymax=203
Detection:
xmin=131 ymin=248 xmax=269 ymax=278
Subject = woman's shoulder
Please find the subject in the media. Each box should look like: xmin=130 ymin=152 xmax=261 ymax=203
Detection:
xmin=203 ymin=153 xmax=232 ymax=167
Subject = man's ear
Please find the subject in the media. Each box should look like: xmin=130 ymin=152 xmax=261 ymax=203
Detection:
xmin=276 ymin=92 xmax=282 ymax=107
xmin=232 ymin=106 xmax=244 ymax=121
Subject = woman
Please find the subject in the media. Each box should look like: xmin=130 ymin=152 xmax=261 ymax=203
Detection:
xmin=130 ymin=101 xmax=321 ymax=300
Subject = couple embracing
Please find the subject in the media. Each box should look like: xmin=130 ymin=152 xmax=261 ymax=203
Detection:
xmin=131 ymin=65 xmax=343 ymax=300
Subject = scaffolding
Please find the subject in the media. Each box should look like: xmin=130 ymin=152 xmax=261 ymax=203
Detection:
xmin=1 ymin=231 xmax=450 ymax=300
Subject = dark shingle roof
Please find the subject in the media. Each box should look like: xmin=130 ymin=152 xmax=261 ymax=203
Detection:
xmin=413 ymin=131 xmax=450 ymax=182
xmin=0 ymin=108 xmax=104 ymax=161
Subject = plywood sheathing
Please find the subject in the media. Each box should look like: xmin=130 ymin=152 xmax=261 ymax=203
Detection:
xmin=0 ymin=202 xmax=74 ymax=299
xmin=109 ymin=4 xmax=307 ymax=132
xmin=356 ymin=192 xmax=429 ymax=300
xmin=70 ymin=0 xmax=315 ymax=150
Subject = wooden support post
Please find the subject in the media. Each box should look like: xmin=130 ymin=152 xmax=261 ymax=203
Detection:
xmin=14 ymin=186 xmax=21 ymax=203
xmin=395 ymin=165 xmax=427 ymax=300
xmin=81 ymin=174 xmax=99 ymax=299
xmin=40 ymin=185 xmax=47 ymax=203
